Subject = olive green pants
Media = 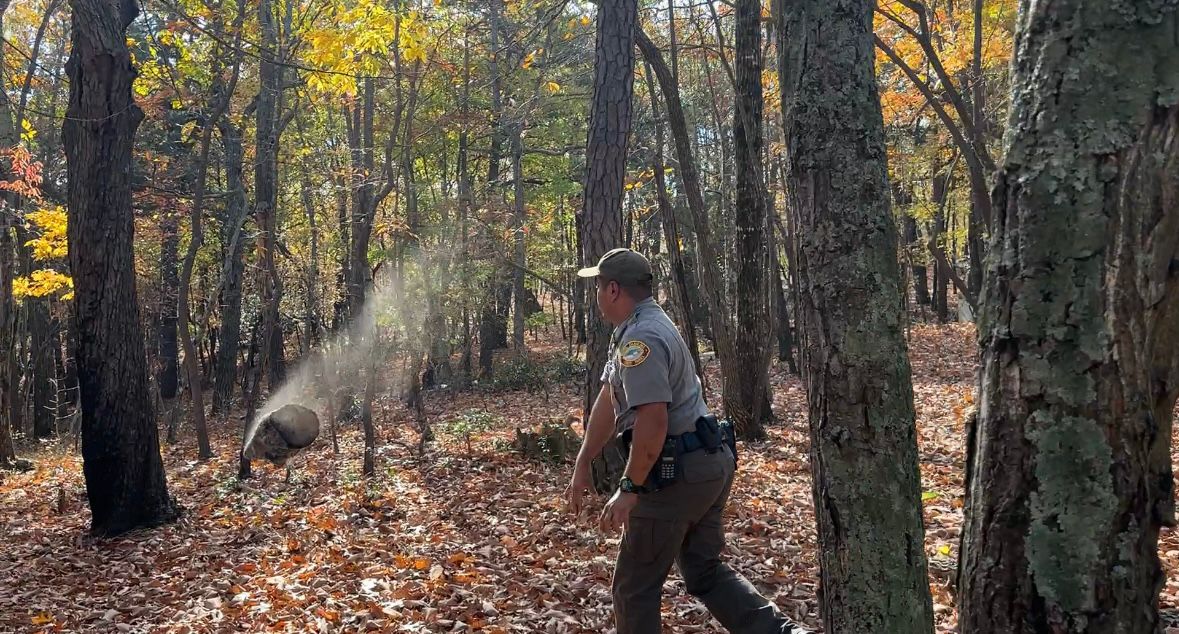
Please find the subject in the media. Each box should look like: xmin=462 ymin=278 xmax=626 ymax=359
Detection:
xmin=611 ymin=449 xmax=807 ymax=633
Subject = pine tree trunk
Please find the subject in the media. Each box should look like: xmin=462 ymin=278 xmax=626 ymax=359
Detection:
xmin=63 ymin=0 xmax=178 ymax=536
xmin=958 ymin=5 xmax=1179 ymax=632
xmin=580 ymin=0 xmax=636 ymax=417
xmin=778 ymin=0 xmax=933 ymax=630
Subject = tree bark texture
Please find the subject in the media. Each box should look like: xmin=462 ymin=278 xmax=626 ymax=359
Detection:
xmin=958 ymin=4 xmax=1179 ymax=632
xmin=511 ymin=120 xmax=527 ymax=352
xmin=580 ymin=0 xmax=636 ymax=417
xmin=778 ymin=0 xmax=933 ymax=630
xmin=157 ymin=212 xmax=180 ymax=406
xmin=212 ymin=119 xmax=248 ymax=412
xmin=63 ymin=0 xmax=178 ymax=536
xmin=0 ymin=209 xmax=15 ymax=464
xmin=931 ymin=173 xmax=950 ymax=322
xmin=255 ymin=0 xmax=284 ymax=390
xmin=29 ymin=297 xmax=55 ymax=438
xmin=730 ymin=0 xmax=772 ymax=438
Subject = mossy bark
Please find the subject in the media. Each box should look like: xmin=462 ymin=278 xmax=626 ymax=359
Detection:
xmin=958 ymin=3 xmax=1179 ymax=632
xmin=777 ymin=0 xmax=933 ymax=631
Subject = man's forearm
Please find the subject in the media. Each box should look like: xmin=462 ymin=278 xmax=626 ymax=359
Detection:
xmin=575 ymin=386 xmax=615 ymax=472
xmin=624 ymin=404 xmax=668 ymax=485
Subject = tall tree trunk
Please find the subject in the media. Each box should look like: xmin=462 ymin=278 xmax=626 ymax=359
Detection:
xmin=157 ymin=211 xmax=180 ymax=442
xmin=478 ymin=281 xmax=497 ymax=378
xmin=2 ymin=0 xmax=24 ymax=450
xmin=510 ymin=120 xmax=526 ymax=352
xmin=731 ymin=0 xmax=773 ymax=438
xmin=361 ymin=329 xmax=378 ymax=477
xmin=904 ymin=216 xmax=930 ymax=306
xmin=572 ymin=211 xmax=586 ymax=345
xmin=29 ymin=297 xmax=55 ymax=438
xmin=0 ymin=198 xmax=16 ymax=464
xmin=577 ymin=0 xmax=638 ymax=492
xmin=641 ymin=61 xmax=703 ymax=383
xmin=580 ymin=0 xmax=637 ymax=417
xmin=300 ymin=169 xmax=320 ymax=350
xmin=778 ymin=0 xmax=933 ymax=630
xmin=255 ymin=0 xmax=284 ymax=391
xmin=958 ymin=4 xmax=1179 ymax=632
xmin=772 ymin=226 xmax=799 ymax=374
xmin=345 ymin=78 xmax=376 ymax=321
xmin=931 ymin=172 xmax=950 ymax=322
xmin=63 ymin=0 xmax=178 ymax=536
xmin=458 ymin=26 xmax=474 ymax=379
xmin=212 ymin=119 xmax=248 ymax=412
xmin=331 ymin=156 xmax=350 ymax=332
xmin=486 ymin=0 xmax=504 ymax=188
xmin=16 ymin=223 xmax=55 ymax=439
xmin=965 ymin=0 xmax=987 ymax=300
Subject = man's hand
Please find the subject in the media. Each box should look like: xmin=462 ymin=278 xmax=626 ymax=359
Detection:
xmin=565 ymin=466 xmax=594 ymax=517
xmin=599 ymin=490 xmax=639 ymax=533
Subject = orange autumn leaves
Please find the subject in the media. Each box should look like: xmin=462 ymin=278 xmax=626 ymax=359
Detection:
xmin=875 ymin=0 xmax=1017 ymax=126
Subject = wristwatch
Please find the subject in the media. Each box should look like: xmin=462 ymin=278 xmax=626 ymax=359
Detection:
xmin=618 ymin=476 xmax=648 ymax=494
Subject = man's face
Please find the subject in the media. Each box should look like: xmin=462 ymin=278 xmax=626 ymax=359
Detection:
xmin=595 ymin=277 xmax=623 ymax=324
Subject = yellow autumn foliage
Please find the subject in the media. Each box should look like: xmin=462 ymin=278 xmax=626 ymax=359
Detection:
xmin=13 ymin=269 xmax=74 ymax=301
xmin=23 ymin=206 xmax=69 ymax=261
xmin=14 ymin=206 xmax=73 ymax=302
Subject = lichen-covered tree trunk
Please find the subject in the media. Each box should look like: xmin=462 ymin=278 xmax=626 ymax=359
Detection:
xmin=778 ymin=0 xmax=933 ymax=630
xmin=63 ymin=0 xmax=178 ymax=536
xmin=958 ymin=4 xmax=1179 ymax=632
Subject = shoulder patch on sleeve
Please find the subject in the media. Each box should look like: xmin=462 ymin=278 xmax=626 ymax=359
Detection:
xmin=619 ymin=340 xmax=651 ymax=367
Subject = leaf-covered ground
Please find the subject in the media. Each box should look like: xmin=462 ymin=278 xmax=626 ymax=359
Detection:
xmin=2 ymin=323 xmax=1177 ymax=633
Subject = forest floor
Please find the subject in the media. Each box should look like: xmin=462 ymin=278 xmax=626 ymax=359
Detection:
xmin=2 ymin=322 xmax=1178 ymax=633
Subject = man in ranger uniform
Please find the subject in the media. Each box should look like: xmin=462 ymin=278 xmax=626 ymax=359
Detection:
xmin=565 ymin=248 xmax=807 ymax=633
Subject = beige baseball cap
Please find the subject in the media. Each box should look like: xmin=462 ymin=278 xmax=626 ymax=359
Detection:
xmin=577 ymin=247 xmax=653 ymax=285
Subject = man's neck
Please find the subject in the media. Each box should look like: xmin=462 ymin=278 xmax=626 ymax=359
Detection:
xmin=612 ymin=297 xmax=653 ymax=327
